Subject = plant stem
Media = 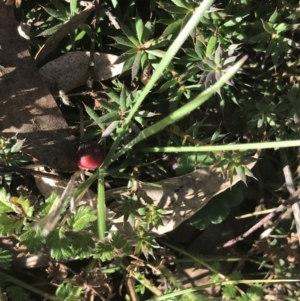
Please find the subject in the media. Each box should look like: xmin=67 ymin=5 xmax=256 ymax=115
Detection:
xmin=140 ymin=139 xmax=300 ymax=152
xmin=161 ymin=239 xmax=226 ymax=280
xmin=0 ymin=270 xmax=59 ymax=301
xmin=97 ymin=170 xmax=106 ymax=239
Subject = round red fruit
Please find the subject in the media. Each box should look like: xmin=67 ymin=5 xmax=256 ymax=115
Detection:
xmin=76 ymin=142 xmax=104 ymax=170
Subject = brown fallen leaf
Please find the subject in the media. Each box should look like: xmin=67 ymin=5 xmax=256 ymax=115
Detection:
xmin=0 ymin=3 xmax=78 ymax=172
xmin=106 ymin=153 xmax=259 ymax=235
xmin=35 ymin=5 xmax=94 ymax=65
xmin=39 ymin=52 xmax=124 ymax=96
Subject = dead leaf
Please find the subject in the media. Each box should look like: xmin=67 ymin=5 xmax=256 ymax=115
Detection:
xmin=106 ymin=153 xmax=259 ymax=235
xmin=39 ymin=52 xmax=124 ymax=96
xmin=0 ymin=3 xmax=78 ymax=172
xmin=35 ymin=5 xmax=94 ymax=65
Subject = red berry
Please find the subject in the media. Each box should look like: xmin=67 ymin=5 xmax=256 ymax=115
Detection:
xmin=76 ymin=142 xmax=104 ymax=170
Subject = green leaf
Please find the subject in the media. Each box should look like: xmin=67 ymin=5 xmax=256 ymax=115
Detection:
xmin=156 ymin=79 xmax=177 ymax=93
xmin=84 ymin=104 xmax=100 ymax=122
xmin=67 ymin=207 xmax=97 ymax=231
xmin=16 ymin=196 xmax=34 ymax=217
xmin=222 ymin=284 xmax=236 ymax=299
xmin=189 ymin=186 xmax=243 ymax=230
xmin=132 ymin=51 xmax=142 ymax=81
xmin=56 ymin=282 xmax=82 ymax=301
xmin=223 ymin=16 xmax=244 ymax=27
xmin=78 ymin=23 xmax=93 ymax=36
xmin=161 ymin=4 xmax=188 ymax=14
xmin=206 ymin=36 xmax=217 ymax=57
xmin=214 ymin=45 xmax=222 ymax=66
xmin=230 ymin=270 xmax=243 ymax=281
xmin=114 ymin=49 xmax=138 ymax=65
xmin=70 ymin=0 xmax=78 ymax=16
xmin=111 ymin=231 xmax=131 ymax=251
xmin=36 ymin=23 xmax=64 ymax=37
xmin=70 ymin=232 xmax=95 ymax=259
xmin=94 ymin=242 xmax=114 ymax=261
xmin=268 ymin=9 xmax=279 ymax=24
xmin=176 ymin=153 xmax=213 ymax=176
xmin=40 ymin=4 xmax=67 ymax=20
xmin=0 ymin=248 xmax=12 ymax=268
xmin=74 ymin=29 xmax=86 ymax=42
xmin=161 ymin=19 xmax=182 ymax=38
xmin=122 ymin=54 xmax=136 ymax=72
xmin=135 ymin=11 xmax=144 ymax=43
xmin=99 ymin=100 xmax=119 ymax=112
xmin=0 ymin=215 xmax=24 ymax=235
xmin=236 ymin=295 xmax=250 ymax=301
xmin=0 ymin=188 xmax=15 ymax=214
xmin=92 ymin=112 xmax=119 ymax=127
xmin=120 ymin=84 xmax=127 ymax=111
xmin=19 ymin=227 xmax=46 ymax=253
xmin=261 ymin=19 xmax=274 ymax=34
xmin=170 ymin=0 xmax=189 ymax=8
xmin=247 ymin=284 xmax=264 ymax=301
xmin=48 ymin=229 xmax=73 ymax=260
xmin=235 ymin=165 xmax=247 ymax=184
xmin=145 ymin=49 xmax=166 ymax=58
xmin=111 ymin=36 xmax=135 ymax=48
xmin=251 ymin=31 xmax=268 ymax=43
xmin=274 ymin=23 xmax=288 ymax=34
xmin=141 ymin=21 xmax=154 ymax=42
xmin=6 ymin=286 xmax=33 ymax=301
xmin=149 ymin=39 xmax=170 ymax=50
xmin=118 ymin=21 xmax=139 ymax=47
xmin=9 ymin=139 xmax=24 ymax=153
xmin=101 ymin=84 xmax=120 ymax=104
xmin=52 ymin=0 xmax=69 ymax=17
xmin=38 ymin=193 xmax=59 ymax=217
xmin=101 ymin=121 xmax=118 ymax=139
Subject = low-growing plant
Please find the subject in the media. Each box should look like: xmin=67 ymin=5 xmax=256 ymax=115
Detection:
xmin=2 ymin=0 xmax=300 ymax=300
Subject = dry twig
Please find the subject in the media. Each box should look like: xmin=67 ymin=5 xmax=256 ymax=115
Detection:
xmin=221 ymin=188 xmax=300 ymax=248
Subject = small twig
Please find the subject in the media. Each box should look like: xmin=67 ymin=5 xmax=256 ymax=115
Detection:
xmin=161 ymin=239 xmax=227 ymax=280
xmin=35 ymin=171 xmax=81 ymax=236
xmin=0 ymin=164 xmax=71 ymax=182
xmin=221 ymin=188 xmax=300 ymax=248
xmin=125 ymin=275 xmax=140 ymax=301
xmin=129 ymin=254 xmax=162 ymax=275
xmin=235 ymin=208 xmax=276 ymax=219
xmin=53 ymin=91 xmax=108 ymax=98
xmin=101 ymin=6 xmax=120 ymax=29
xmin=87 ymin=0 xmax=101 ymax=89
xmin=279 ymin=149 xmax=300 ymax=243
xmin=79 ymin=102 xmax=85 ymax=139
xmin=0 ymin=269 xmax=59 ymax=301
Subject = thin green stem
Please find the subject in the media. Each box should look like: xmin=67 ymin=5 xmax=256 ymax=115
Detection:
xmin=97 ymin=170 xmax=106 ymax=239
xmin=74 ymin=170 xmax=98 ymax=199
xmin=0 ymin=270 xmax=59 ymax=301
xmin=161 ymin=239 xmax=227 ymax=280
xmin=139 ymin=140 xmax=300 ymax=152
